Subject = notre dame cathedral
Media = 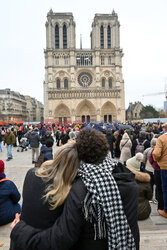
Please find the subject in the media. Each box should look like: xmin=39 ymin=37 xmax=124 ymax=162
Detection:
xmin=44 ymin=9 xmax=125 ymax=124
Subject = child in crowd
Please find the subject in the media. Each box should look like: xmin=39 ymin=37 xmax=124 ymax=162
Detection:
xmin=0 ymin=160 xmax=21 ymax=226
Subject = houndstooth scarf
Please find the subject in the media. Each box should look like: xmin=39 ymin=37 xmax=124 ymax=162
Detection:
xmin=77 ymin=156 xmax=136 ymax=250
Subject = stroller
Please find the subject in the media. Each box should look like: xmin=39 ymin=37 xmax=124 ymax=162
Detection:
xmin=17 ymin=137 xmax=29 ymax=152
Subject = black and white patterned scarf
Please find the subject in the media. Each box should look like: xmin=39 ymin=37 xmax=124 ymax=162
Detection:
xmin=77 ymin=156 xmax=136 ymax=250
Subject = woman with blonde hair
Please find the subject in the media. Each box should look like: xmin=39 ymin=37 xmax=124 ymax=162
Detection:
xmin=10 ymin=142 xmax=79 ymax=249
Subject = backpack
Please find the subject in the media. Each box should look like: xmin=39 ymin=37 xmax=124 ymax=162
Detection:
xmin=135 ymin=139 xmax=147 ymax=154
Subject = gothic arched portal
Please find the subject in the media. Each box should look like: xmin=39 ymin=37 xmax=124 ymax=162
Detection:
xmin=75 ymin=99 xmax=96 ymax=122
xmin=101 ymin=101 xmax=116 ymax=123
xmin=54 ymin=103 xmax=71 ymax=124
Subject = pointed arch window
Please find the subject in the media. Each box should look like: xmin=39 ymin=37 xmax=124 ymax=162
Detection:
xmin=64 ymin=79 xmax=68 ymax=89
xmin=63 ymin=24 xmax=67 ymax=49
xmin=102 ymin=78 xmax=105 ymax=88
xmin=100 ymin=25 xmax=104 ymax=49
xmin=108 ymin=78 xmax=112 ymax=88
xmin=107 ymin=25 xmax=111 ymax=48
xmin=55 ymin=25 xmax=59 ymax=49
xmin=57 ymin=79 xmax=60 ymax=89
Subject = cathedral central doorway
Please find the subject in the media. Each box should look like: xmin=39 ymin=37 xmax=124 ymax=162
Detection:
xmin=101 ymin=102 xmax=116 ymax=123
xmin=104 ymin=115 xmax=112 ymax=123
xmin=76 ymin=100 xmax=96 ymax=123
xmin=81 ymin=115 xmax=90 ymax=123
xmin=55 ymin=104 xmax=70 ymax=124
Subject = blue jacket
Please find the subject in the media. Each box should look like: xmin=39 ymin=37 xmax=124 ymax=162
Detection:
xmin=40 ymin=145 xmax=53 ymax=162
xmin=0 ymin=179 xmax=21 ymax=225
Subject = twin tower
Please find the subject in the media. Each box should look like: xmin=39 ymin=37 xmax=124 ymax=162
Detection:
xmin=44 ymin=10 xmax=125 ymax=124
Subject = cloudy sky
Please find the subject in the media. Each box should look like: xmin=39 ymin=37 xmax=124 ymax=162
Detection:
xmin=1 ymin=0 xmax=167 ymax=109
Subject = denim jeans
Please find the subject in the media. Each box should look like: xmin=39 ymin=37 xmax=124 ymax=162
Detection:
xmin=160 ymin=169 xmax=167 ymax=212
xmin=0 ymin=141 xmax=2 ymax=151
xmin=7 ymin=144 xmax=13 ymax=159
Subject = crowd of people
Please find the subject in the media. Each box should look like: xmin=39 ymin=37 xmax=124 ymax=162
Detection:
xmin=0 ymin=120 xmax=166 ymax=249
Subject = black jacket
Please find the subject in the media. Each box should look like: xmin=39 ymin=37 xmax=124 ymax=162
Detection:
xmin=26 ymin=131 xmax=40 ymax=148
xmin=11 ymin=166 xmax=139 ymax=250
xmin=105 ymin=130 xmax=116 ymax=154
xmin=21 ymin=168 xmax=63 ymax=229
xmin=41 ymin=135 xmax=54 ymax=145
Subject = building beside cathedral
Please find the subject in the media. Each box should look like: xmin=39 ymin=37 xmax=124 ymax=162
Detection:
xmin=44 ymin=10 xmax=125 ymax=123
xmin=126 ymin=102 xmax=144 ymax=121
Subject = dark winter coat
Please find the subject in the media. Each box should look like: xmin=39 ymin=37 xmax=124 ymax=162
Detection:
xmin=41 ymin=134 xmax=54 ymax=145
xmin=10 ymin=165 xmax=139 ymax=250
xmin=21 ymin=168 xmax=63 ymax=229
xmin=60 ymin=133 xmax=70 ymax=145
xmin=28 ymin=131 xmax=40 ymax=148
xmin=105 ymin=130 xmax=115 ymax=156
xmin=115 ymin=133 xmax=123 ymax=157
xmin=0 ymin=132 xmax=3 ymax=142
xmin=0 ymin=178 xmax=21 ymax=226
xmin=40 ymin=145 xmax=53 ymax=162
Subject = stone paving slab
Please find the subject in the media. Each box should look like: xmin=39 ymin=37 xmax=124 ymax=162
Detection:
xmin=0 ymin=145 xmax=167 ymax=249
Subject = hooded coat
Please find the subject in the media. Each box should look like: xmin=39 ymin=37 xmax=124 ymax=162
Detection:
xmin=120 ymin=133 xmax=132 ymax=163
xmin=126 ymin=166 xmax=152 ymax=220
xmin=0 ymin=179 xmax=21 ymax=226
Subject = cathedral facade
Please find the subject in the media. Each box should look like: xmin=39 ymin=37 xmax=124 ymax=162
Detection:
xmin=44 ymin=10 xmax=125 ymax=124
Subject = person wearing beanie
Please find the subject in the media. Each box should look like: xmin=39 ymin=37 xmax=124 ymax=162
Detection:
xmin=35 ymin=140 xmax=54 ymax=167
xmin=126 ymin=153 xmax=143 ymax=171
xmin=126 ymin=153 xmax=152 ymax=220
xmin=42 ymin=140 xmax=53 ymax=162
xmin=41 ymin=131 xmax=54 ymax=146
xmin=0 ymin=160 xmax=21 ymax=226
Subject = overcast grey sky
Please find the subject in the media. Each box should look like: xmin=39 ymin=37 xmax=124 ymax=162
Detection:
xmin=0 ymin=0 xmax=167 ymax=109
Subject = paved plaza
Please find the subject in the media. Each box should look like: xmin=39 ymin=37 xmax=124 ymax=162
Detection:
xmin=0 ymin=145 xmax=167 ymax=249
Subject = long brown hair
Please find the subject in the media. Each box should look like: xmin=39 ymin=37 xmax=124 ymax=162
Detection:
xmin=36 ymin=142 xmax=80 ymax=210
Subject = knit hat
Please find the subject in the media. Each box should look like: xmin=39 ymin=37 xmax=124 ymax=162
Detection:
xmin=126 ymin=153 xmax=143 ymax=171
xmin=46 ymin=140 xmax=54 ymax=148
xmin=0 ymin=160 xmax=5 ymax=174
